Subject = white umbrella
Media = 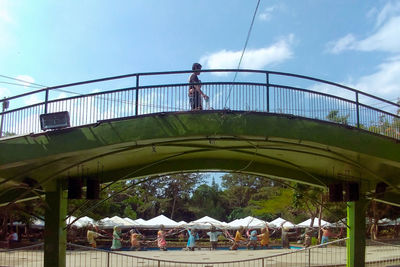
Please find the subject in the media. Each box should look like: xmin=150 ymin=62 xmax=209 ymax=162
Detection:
xmin=31 ymin=218 xmax=45 ymax=229
xmin=134 ymin=218 xmax=147 ymax=224
xmin=297 ymin=218 xmax=332 ymax=228
xmin=269 ymin=217 xmax=295 ymax=228
xmin=187 ymin=216 xmax=228 ymax=229
xmin=142 ymin=215 xmax=178 ymax=228
xmin=228 ymin=216 xmax=268 ymax=229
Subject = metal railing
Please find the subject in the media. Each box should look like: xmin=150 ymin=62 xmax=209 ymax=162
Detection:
xmin=1 ymin=69 xmax=399 ymax=139
xmin=1 ymin=238 xmax=400 ymax=267
xmin=365 ymin=240 xmax=400 ymax=267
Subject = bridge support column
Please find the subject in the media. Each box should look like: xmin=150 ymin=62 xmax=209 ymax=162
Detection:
xmin=44 ymin=180 xmax=67 ymax=267
xmin=346 ymin=197 xmax=367 ymax=267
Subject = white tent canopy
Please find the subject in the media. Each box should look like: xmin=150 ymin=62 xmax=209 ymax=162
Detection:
xmin=141 ymin=215 xmax=178 ymax=228
xmin=66 ymin=216 xmax=83 ymax=228
xmin=378 ymin=218 xmax=400 ymax=226
xmin=31 ymin=218 xmax=45 ymax=229
xmin=134 ymin=218 xmax=147 ymax=224
xmin=269 ymin=217 xmax=295 ymax=228
xmin=109 ymin=216 xmax=136 ymax=226
xmin=186 ymin=216 xmax=228 ymax=229
xmin=228 ymin=216 xmax=268 ymax=229
xmin=99 ymin=217 xmax=117 ymax=228
xmin=297 ymin=218 xmax=332 ymax=228
xmin=123 ymin=217 xmax=137 ymax=225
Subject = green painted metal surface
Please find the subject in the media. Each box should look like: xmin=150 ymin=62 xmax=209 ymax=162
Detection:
xmin=43 ymin=180 xmax=67 ymax=267
xmin=1 ymin=111 xmax=399 ymax=201
xmin=0 ymin=111 xmax=399 ymax=267
xmin=347 ymin=197 xmax=368 ymax=267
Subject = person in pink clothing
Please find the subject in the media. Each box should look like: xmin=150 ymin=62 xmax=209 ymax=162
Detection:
xmin=157 ymin=225 xmax=168 ymax=251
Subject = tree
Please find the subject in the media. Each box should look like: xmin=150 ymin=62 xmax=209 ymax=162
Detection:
xmin=157 ymin=173 xmax=205 ymax=221
xmin=190 ymin=180 xmax=228 ymax=221
xmin=326 ymin=110 xmax=349 ymax=125
xmin=292 ymin=184 xmax=325 ymax=227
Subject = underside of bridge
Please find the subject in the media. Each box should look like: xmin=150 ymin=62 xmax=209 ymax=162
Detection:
xmin=1 ymin=111 xmax=400 ymax=267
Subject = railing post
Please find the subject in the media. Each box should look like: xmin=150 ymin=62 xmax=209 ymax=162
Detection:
xmin=308 ymin=248 xmax=311 ymax=267
xmin=0 ymin=98 xmax=9 ymax=138
xmin=135 ymin=74 xmax=139 ymax=116
xmin=44 ymin=89 xmax=49 ymax=114
xmin=266 ymin=72 xmax=270 ymax=112
xmin=107 ymin=251 xmax=110 ymax=267
xmin=355 ymin=92 xmax=360 ymax=128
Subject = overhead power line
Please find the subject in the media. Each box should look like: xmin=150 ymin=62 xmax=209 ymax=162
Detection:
xmin=224 ymin=0 xmax=261 ymax=107
xmin=0 ymin=74 xmax=47 ymax=88
xmin=0 ymin=81 xmax=42 ymax=89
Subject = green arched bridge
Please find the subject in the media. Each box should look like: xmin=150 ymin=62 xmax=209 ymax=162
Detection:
xmin=1 ymin=69 xmax=400 ymax=267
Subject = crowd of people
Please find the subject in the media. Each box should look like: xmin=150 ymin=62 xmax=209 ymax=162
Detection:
xmin=82 ymin=223 xmax=341 ymax=251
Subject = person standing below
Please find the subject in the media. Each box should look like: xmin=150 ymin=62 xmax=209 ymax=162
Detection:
xmin=186 ymin=228 xmax=199 ymax=251
xmin=157 ymin=225 xmax=168 ymax=251
xmin=87 ymin=224 xmax=103 ymax=248
xmin=111 ymin=226 xmax=123 ymax=250
xmin=281 ymin=226 xmax=290 ymax=249
xmin=321 ymin=226 xmax=336 ymax=245
xmin=207 ymin=226 xmax=222 ymax=250
xmin=188 ymin=63 xmax=208 ymax=110
xmin=7 ymin=229 xmax=18 ymax=248
xmin=129 ymin=229 xmax=142 ymax=251
xmin=258 ymin=226 xmax=271 ymax=249
xmin=230 ymin=226 xmax=247 ymax=250
xmin=246 ymin=229 xmax=258 ymax=250
xmin=303 ymin=228 xmax=313 ymax=248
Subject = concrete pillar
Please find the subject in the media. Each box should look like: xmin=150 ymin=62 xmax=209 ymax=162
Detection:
xmin=346 ymin=197 xmax=367 ymax=267
xmin=44 ymin=180 xmax=67 ymax=267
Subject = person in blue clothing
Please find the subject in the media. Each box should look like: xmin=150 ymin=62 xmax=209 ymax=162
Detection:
xmin=186 ymin=228 xmax=199 ymax=251
xmin=246 ymin=229 xmax=258 ymax=250
xmin=207 ymin=226 xmax=222 ymax=250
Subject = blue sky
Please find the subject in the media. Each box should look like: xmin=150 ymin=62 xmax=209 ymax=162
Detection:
xmin=1 ymin=0 xmax=400 ymax=104
xmin=1 ymin=1 xmax=399 ymax=184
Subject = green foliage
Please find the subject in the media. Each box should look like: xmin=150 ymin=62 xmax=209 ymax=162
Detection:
xmin=2 ymin=131 xmax=16 ymax=137
xmin=190 ymin=183 xmax=227 ymax=220
xmin=250 ymin=187 xmax=294 ymax=217
xmin=326 ymin=110 xmax=349 ymax=125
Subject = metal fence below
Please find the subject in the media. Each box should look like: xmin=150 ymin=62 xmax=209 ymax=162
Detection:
xmin=1 ymin=238 xmax=399 ymax=267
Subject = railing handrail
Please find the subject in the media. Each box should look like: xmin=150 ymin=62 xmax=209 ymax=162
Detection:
xmin=63 ymin=238 xmax=349 ymax=265
xmin=2 ymin=81 xmax=398 ymax=122
xmin=1 ymin=69 xmax=399 ymax=140
xmin=1 ymin=69 xmax=399 ymax=109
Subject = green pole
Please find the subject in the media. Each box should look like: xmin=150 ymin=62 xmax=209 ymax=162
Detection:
xmin=346 ymin=197 xmax=367 ymax=267
xmin=44 ymin=180 xmax=67 ymax=267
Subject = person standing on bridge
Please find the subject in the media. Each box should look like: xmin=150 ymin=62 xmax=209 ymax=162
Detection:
xmin=188 ymin=63 xmax=208 ymax=110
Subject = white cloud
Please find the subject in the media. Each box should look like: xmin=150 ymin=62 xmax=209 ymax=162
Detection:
xmin=258 ymin=5 xmax=278 ymax=21
xmin=327 ymin=2 xmax=400 ymax=54
xmin=327 ymin=16 xmax=400 ymax=54
xmin=15 ymin=75 xmax=35 ymax=87
xmin=351 ymin=56 xmax=400 ymax=99
xmin=327 ymin=34 xmax=357 ymax=54
xmin=0 ymin=87 xmax=11 ymax=98
xmin=307 ymin=56 xmax=400 ymax=110
xmin=356 ymin=16 xmax=400 ymax=53
xmin=200 ymin=34 xmax=294 ymax=72
xmin=25 ymin=94 xmax=42 ymax=106
xmin=0 ymin=0 xmax=13 ymax=24
xmin=375 ymin=0 xmax=400 ymax=28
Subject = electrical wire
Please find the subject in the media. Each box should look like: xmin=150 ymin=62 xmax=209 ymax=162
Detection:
xmin=224 ymin=0 xmax=261 ymax=107
xmin=0 ymin=73 xmax=91 ymax=98
xmin=0 ymin=81 xmax=42 ymax=89
xmin=0 ymin=74 xmax=47 ymax=88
